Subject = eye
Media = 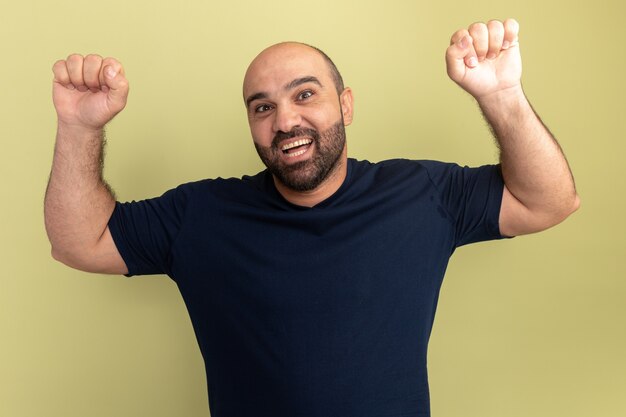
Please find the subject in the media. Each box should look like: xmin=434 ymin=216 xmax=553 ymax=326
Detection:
xmin=297 ymin=90 xmax=314 ymax=100
xmin=254 ymin=104 xmax=273 ymax=113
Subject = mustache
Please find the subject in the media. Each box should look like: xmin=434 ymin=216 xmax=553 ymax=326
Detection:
xmin=272 ymin=127 xmax=320 ymax=148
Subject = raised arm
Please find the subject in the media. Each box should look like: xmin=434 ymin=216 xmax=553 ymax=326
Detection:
xmin=445 ymin=19 xmax=580 ymax=237
xmin=45 ymin=54 xmax=129 ymax=274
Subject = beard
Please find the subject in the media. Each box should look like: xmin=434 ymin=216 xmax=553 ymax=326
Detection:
xmin=254 ymin=120 xmax=346 ymax=192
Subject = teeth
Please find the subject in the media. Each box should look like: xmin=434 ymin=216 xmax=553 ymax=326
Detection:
xmin=282 ymin=138 xmax=312 ymax=151
xmin=285 ymin=148 xmax=308 ymax=157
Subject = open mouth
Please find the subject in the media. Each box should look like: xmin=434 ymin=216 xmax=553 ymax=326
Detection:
xmin=281 ymin=138 xmax=313 ymax=157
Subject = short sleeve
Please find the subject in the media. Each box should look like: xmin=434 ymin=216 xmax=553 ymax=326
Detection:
xmin=107 ymin=186 xmax=188 ymax=276
xmin=420 ymin=161 xmax=506 ymax=247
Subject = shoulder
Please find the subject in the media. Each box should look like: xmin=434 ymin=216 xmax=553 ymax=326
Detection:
xmin=347 ymin=158 xmax=502 ymax=200
xmin=351 ymin=157 xmax=460 ymax=171
xmin=350 ymin=157 xmax=422 ymax=175
xmin=349 ymin=158 xmax=457 ymax=184
xmin=160 ymin=170 xmax=278 ymax=212
xmin=339 ymin=158 xmax=444 ymax=205
xmin=172 ymin=169 xmax=268 ymax=198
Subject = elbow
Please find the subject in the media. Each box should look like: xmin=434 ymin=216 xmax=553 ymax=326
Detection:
xmin=50 ymin=244 xmax=64 ymax=263
xmin=50 ymin=245 xmax=78 ymax=269
xmin=546 ymin=192 xmax=581 ymax=229
xmin=50 ymin=244 xmax=90 ymax=271
xmin=50 ymin=246 xmax=62 ymax=263
xmin=501 ymin=189 xmax=580 ymax=237
xmin=561 ymin=192 xmax=581 ymax=219
xmin=49 ymin=242 xmax=128 ymax=275
xmin=572 ymin=193 xmax=582 ymax=213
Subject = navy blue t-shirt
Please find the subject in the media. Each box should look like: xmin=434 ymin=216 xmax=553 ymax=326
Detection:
xmin=108 ymin=158 xmax=506 ymax=417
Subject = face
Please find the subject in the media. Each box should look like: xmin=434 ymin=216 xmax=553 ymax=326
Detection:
xmin=253 ymin=120 xmax=346 ymax=192
xmin=243 ymin=43 xmax=353 ymax=192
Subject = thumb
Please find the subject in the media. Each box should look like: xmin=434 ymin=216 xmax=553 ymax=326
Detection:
xmin=446 ymin=35 xmax=478 ymax=83
xmin=103 ymin=64 xmax=129 ymax=113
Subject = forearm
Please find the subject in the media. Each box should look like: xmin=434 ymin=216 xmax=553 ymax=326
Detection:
xmin=44 ymin=123 xmax=116 ymax=261
xmin=478 ymin=86 xmax=579 ymax=217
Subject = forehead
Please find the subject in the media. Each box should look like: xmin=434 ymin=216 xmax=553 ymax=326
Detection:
xmin=243 ymin=43 xmax=331 ymax=98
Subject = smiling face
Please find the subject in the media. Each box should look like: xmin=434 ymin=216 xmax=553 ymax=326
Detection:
xmin=243 ymin=43 xmax=353 ymax=195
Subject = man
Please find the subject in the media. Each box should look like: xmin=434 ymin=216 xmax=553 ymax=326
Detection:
xmin=45 ymin=18 xmax=579 ymax=417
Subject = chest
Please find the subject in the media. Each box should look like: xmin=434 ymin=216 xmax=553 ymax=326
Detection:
xmin=170 ymin=192 xmax=454 ymax=315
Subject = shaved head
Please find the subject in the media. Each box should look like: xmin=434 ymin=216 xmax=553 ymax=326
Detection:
xmin=242 ymin=41 xmax=354 ymax=200
xmin=243 ymin=42 xmax=344 ymax=99
xmin=299 ymin=43 xmax=344 ymax=95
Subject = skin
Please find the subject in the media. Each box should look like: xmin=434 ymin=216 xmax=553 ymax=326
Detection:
xmin=243 ymin=42 xmax=353 ymax=207
xmin=445 ymin=19 xmax=580 ymax=236
xmin=44 ymin=18 xmax=579 ymax=274
xmin=46 ymin=54 xmax=128 ymax=274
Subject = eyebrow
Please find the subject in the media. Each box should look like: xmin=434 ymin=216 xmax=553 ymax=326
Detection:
xmin=245 ymin=92 xmax=268 ymax=108
xmin=245 ymin=76 xmax=323 ymax=109
xmin=285 ymin=76 xmax=322 ymax=91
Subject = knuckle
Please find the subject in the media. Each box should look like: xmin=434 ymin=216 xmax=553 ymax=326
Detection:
xmin=468 ymin=22 xmax=486 ymax=33
xmin=450 ymin=29 xmax=467 ymax=43
xmin=504 ymin=18 xmax=520 ymax=32
xmin=52 ymin=60 xmax=66 ymax=71
xmin=66 ymin=53 xmax=83 ymax=62
xmin=468 ymin=26 xmax=488 ymax=45
xmin=487 ymin=20 xmax=504 ymax=34
xmin=85 ymin=54 xmax=103 ymax=62
xmin=103 ymin=57 xmax=124 ymax=73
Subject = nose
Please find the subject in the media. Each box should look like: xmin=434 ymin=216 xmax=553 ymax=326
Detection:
xmin=272 ymin=103 xmax=302 ymax=134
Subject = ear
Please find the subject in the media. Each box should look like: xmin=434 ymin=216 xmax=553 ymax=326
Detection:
xmin=339 ymin=87 xmax=354 ymax=126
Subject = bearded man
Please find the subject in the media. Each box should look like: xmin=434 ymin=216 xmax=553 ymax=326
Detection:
xmin=45 ymin=18 xmax=579 ymax=417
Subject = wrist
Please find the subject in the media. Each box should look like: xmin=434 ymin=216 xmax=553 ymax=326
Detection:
xmin=57 ymin=120 xmax=104 ymax=138
xmin=476 ymin=84 xmax=526 ymax=112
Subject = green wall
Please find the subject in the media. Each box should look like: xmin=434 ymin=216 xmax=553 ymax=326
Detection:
xmin=1 ymin=0 xmax=624 ymax=416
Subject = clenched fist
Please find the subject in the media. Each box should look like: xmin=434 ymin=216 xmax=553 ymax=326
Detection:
xmin=446 ymin=18 xmax=522 ymax=100
xmin=52 ymin=54 xmax=129 ymax=130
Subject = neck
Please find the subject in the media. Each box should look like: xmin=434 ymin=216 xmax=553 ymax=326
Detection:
xmin=273 ymin=151 xmax=348 ymax=207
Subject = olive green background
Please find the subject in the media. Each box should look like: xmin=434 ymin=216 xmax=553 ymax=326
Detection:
xmin=1 ymin=0 xmax=624 ymax=416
